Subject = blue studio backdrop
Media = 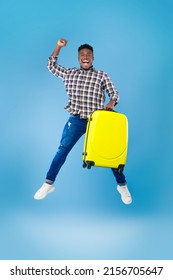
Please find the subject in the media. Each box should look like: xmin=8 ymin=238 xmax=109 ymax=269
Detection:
xmin=0 ymin=0 xmax=173 ymax=259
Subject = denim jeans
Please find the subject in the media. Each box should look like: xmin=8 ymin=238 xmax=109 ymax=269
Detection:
xmin=46 ymin=115 xmax=126 ymax=185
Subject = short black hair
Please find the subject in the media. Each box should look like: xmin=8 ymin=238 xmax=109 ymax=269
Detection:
xmin=78 ymin=44 xmax=93 ymax=53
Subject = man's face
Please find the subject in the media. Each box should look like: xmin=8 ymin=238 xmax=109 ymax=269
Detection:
xmin=78 ymin=48 xmax=94 ymax=69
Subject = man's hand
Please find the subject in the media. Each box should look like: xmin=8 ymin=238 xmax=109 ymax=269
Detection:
xmin=57 ymin=38 xmax=68 ymax=47
xmin=51 ymin=38 xmax=68 ymax=57
xmin=104 ymin=100 xmax=116 ymax=111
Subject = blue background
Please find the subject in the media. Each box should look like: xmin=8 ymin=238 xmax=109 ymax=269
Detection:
xmin=1 ymin=0 xmax=173 ymax=259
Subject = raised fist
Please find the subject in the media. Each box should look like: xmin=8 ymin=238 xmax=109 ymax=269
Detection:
xmin=57 ymin=38 xmax=68 ymax=47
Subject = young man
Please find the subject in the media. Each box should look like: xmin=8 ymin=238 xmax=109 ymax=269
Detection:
xmin=34 ymin=38 xmax=132 ymax=204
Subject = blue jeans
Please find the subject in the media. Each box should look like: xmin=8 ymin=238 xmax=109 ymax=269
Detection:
xmin=46 ymin=115 xmax=126 ymax=185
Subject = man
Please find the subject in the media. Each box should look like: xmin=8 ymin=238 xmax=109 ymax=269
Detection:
xmin=34 ymin=38 xmax=132 ymax=204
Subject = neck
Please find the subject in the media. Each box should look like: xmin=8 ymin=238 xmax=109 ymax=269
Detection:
xmin=80 ymin=65 xmax=93 ymax=71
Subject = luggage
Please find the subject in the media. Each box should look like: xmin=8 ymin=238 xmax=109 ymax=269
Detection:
xmin=82 ymin=110 xmax=128 ymax=173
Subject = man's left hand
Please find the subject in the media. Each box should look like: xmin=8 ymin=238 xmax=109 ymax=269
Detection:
xmin=104 ymin=100 xmax=116 ymax=111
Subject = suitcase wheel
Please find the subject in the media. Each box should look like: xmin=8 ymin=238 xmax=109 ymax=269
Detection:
xmin=86 ymin=161 xmax=95 ymax=169
xmin=87 ymin=163 xmax=92 ymax=169
xmin=83 ymin=161 xmax=95 ymax=169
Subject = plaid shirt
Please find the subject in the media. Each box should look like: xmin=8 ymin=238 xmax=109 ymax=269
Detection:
xmin=47 ymin=56 xmax=119 ymax=119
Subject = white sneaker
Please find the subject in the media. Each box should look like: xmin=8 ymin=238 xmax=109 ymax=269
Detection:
xmin=117 ymin=184 xmax=132 ymax=205
xmin=34 ymin=183 xmax=55 ymax=200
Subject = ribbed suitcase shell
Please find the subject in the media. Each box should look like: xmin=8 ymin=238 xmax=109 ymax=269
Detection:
xmin=82 ymin=110 xmax=128 ymax=172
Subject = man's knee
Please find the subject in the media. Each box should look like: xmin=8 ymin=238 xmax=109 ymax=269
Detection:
xmin=57 ymin=143 xmax=72 ymax=154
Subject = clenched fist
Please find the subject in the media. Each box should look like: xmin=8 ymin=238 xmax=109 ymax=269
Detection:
xmin=57 ymin=38 xmax=68 ymax=47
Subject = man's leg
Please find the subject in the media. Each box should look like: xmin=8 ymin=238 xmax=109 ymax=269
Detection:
xmin=112 ymin=168 xmax=132 ymax=205
xmin=111 ymin=168 xmax=127 ymax=186
xmin=46 ymin=115 xmax=87 ymax=183
xmin=34 ymin=115 xmax=87 ymax=199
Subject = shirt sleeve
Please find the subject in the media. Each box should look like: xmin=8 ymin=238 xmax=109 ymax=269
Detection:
xmin=47 ymin=56 xmax=67 ymax=80
xmin=103 ymin=72 xmax=120 ymax=104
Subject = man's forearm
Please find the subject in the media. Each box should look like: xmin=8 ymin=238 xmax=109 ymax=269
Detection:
xmin=51 ymin=44 xmax=62 ymax=57
xmin=51 ymin=38 xmax=67 ymax=57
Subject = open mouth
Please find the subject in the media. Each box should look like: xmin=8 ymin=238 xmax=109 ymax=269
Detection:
xmin=82 ymin=59 xmax=89 ymax=64
xmin=81 ymin=59 xmax=90 ymax=68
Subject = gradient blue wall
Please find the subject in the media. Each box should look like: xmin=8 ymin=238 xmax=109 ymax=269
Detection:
xmin=1 ymin=0 xmax=173 ymax=259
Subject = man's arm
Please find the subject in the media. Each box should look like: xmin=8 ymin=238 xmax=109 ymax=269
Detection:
xmin=104 ymin=99 xmax=117 ymax=111
xmin=47 ymin=38 xmax=68 ymax=78
xmin=51 ymin=38 xmax=68 ymax=57
xmin=103 ymin=72 xmax=119 ymax=111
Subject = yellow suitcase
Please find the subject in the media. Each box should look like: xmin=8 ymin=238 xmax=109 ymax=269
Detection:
xmin=82 ymin=110 xmax=128 ymax=173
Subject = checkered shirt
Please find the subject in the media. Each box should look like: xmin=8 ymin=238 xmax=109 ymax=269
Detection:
xmin=48 ymin=56 xmax=119 ymax=119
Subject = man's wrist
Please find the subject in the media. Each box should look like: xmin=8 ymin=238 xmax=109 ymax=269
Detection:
xmin=110 ymin=99 xmax=116 ymax=106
